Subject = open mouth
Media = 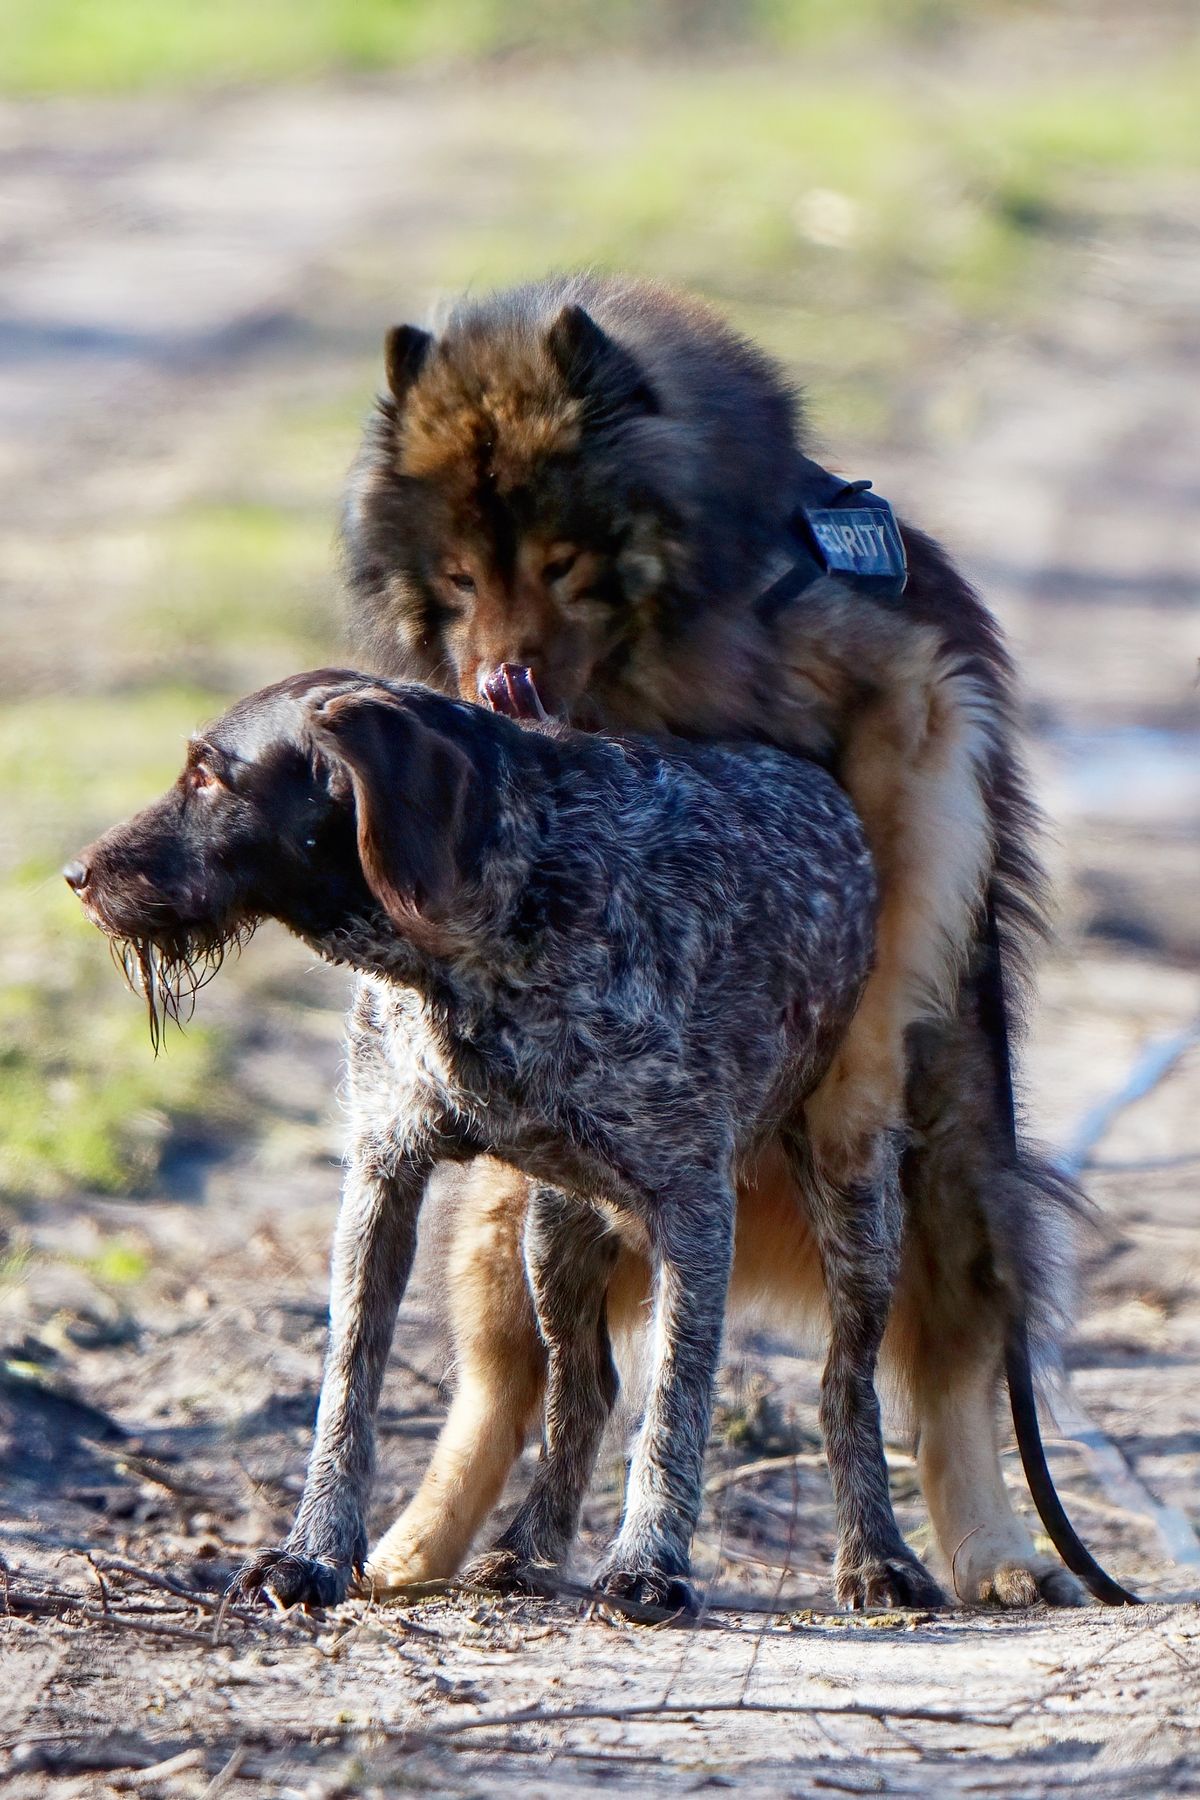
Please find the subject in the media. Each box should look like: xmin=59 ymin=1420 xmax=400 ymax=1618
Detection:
xmin=479 ymin=664 xmax=548 ymax=722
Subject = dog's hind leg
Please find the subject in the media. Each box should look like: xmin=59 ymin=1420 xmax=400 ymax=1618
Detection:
xmin=594 ymin=1168 xmax=736 ymax=1616
xmin=365 ymin=1159 xmax=546 ymax=1593
xmin=788 ymin=1126 xmax=947 ymax=1610
xmin=230 ymin=1144 xmax=430 ymax=1610
xmin=889 ymin=1064 xmax=1086 ymax=1607
xmin=914 ymin=1336 xmax=1082 ymax=1607
xmin=803 ymin=649 xmax=993 ymax=1181
xmin=463 ymin=1187 xmax=620 ymax=1594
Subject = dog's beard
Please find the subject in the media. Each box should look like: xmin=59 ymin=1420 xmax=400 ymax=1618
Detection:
xmin=109 ymin=924 xmax=255 ymax=1054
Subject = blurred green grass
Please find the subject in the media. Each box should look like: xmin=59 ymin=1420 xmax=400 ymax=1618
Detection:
xmin=0 ymin=395 xmax=356 ymax=1205
xmin=4 ymin=0 xmax=976 ymax=95
xmin=444 ymin=55 xmax=1200 ymax=433
xmin=138 ymin=503 xmax=336 ymax=689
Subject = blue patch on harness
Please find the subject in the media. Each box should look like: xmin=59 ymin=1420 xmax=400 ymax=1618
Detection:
xmin=802 ymin=497 xmax=907 ymax=599
xmin=757 ymin=472 xmax=909 ymax=625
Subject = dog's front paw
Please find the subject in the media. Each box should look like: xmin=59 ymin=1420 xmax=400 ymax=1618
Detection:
xmin=459 ymin=1547 xmax=559 ymax=1597
xmin=227 ymin=1548 xmax=351 ymax=1611
xmin=976 ymin=1559 xmax=1086 ymax=1609
xmin=835 ymin=1549 xmax=946 ymax=1612
xmin=593 ymin=1561 xmax=699 ymax=1617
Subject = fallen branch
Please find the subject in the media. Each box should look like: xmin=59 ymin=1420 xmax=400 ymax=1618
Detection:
xmin=83 ymin=1441 xmax=211 ymax=1503
xmin=66 ymin=1607 xmax=219 ymax=1645
xmin=398 ymin=1694 xmax=1012 ymax=1744
xmin=86 ymin=1554 xmax=262 ymax=1624
xmin=1 ymin=1582 xmax=95 ymax=1618
xmin=1059 ymin=1016 xmax=1200 ymax=1178
xmin=1 ymin=1582 xmax=220 ymax=1645
xmin=9 ymin=1740 xmax=184 ymax=1778
xmin=201 ymin=1744 xmax=247 ymax=1796
xmin=113 ymin=1748 xmax=207 ymax=1789
xmin=1051 ymin=1383 xmax=1200 ymax=1574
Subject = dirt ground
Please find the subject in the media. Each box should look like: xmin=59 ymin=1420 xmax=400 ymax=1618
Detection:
xmin=1 ymin=69 xmax=1198 ymax=1798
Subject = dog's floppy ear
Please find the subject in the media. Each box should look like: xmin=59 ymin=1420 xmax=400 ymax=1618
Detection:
xmin=545 ymin=304 xmax=658 ymax=420
xmin=384 ymin=324 xmax=434 ymax=406
xmin=308 ymin=686 xmax=484 ymax=942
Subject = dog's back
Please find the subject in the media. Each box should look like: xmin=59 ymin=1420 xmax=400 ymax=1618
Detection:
xmin=550 ymin=731 xmax=876 ymax=1125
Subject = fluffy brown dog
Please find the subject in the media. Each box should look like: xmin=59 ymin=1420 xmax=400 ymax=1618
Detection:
xmin=342 ymin=273 xmax=1089 ymax=1608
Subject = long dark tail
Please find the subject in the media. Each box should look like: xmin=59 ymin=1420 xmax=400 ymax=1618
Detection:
xmin=1003 ymin=1323 xmax=1140 ymax=1605
xmin=980 ymin=890 xmax=1141 ymax=1606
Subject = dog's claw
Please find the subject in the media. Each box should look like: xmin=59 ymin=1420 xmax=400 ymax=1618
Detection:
xmin=227 ymin=1549 xmax=350 ymax=1611
xmin=479 ymin=664 xmax=548 ymax=721
xmin=593 ymin=1563 xmax=700 ymax=1617
xmin=835 ymin=1552 xmax=946 ymax=1612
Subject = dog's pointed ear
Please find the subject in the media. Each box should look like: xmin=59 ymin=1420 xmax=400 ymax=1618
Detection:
xmin=384 ymin=324 xmax=434 ymax=406
xmin=308 ymin=686 xmax=483 ymax=940
xmin=545 ymin=304 xmax=658 ymax=419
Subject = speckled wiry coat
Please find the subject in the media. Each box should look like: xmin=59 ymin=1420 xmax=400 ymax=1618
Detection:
xmin=70 ymin=669 xmax=899 ymax=1611
xmin=338 ymin=719 xmax=873 ymax=1189
xmin=315 ymin=719 xmax=882 ymax=1610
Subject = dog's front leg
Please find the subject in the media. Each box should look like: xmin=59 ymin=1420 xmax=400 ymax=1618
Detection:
xmin=594 ymin=1174 xmax=735 ymax=1616
xmin=229 ymin=1147 xmax=429 ymax=1610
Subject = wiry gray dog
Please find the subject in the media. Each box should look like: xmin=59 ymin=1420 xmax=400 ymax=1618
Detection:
xmin=64 ymin=667 xmax=944 ymax=1613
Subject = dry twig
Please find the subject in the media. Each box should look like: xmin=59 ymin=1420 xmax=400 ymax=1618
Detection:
xmin=112 ymin=1748 xmax=207 ymax=1789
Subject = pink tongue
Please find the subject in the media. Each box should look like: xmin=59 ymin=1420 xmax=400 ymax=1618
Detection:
xmin=480 ymin=664 xmax=548 ymax=721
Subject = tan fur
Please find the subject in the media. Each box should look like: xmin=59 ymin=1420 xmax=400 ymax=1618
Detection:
xmin=801 ymin=637 xmax=995 ymax=1178
xmin=917 ymin=1353 xmax=1048 ymax=1604
xmin=398 ymin=340 xmax=582 ymax=488
xmin=364 ymin=1160 xmax=545 ymax=1591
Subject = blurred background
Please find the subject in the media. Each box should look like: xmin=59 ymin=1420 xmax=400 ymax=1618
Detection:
xmin=0 ymin=0 xmax=1197 ymax=1614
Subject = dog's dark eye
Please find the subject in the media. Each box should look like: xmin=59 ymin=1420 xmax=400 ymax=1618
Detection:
xmin=446 ymin=569 xmax=476 ymax=595
xmin=543 ymin=550 xmax=578 ymax=585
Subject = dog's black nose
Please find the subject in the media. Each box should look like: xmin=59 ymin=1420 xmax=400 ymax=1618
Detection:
xmin=62 ymin=859 xmax=89 ymax=892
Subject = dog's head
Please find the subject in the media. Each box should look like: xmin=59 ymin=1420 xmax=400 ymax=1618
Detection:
xmin=343 ymin=295 xmax=680 ymax=726
xmin=66 ymin=672 xmax=491 ymax=1042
